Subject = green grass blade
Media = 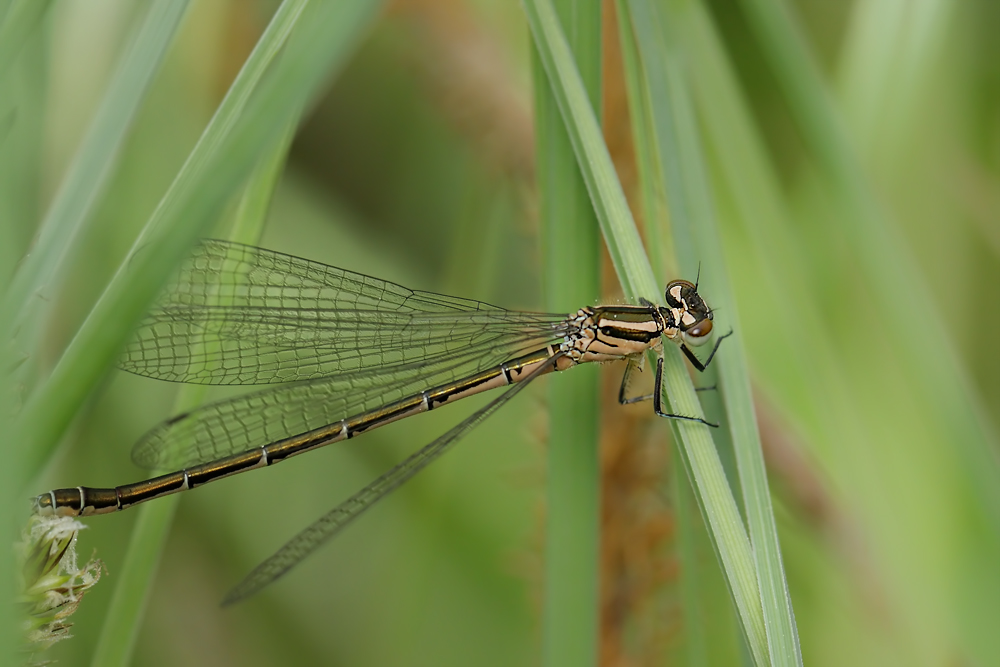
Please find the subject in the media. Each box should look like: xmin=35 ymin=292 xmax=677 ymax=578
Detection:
xmin=522 ymin=0 xmax=654 ymax=299
xmin=671 ymin=466 xmax=709 ymax=663
xmin=614 ymin=0 xmax=671 ymax=279
xmin=627 ymin=1 xmax=803 ymax=663
xmin=0 ymin=0 xmax=53 ymax=81
xmin=534 ymin=2 xmax=601 ymax=665
xmin=0 ymin=0 xmax=190 ymax=354
xmin=836 ymin=0 xmax=951 ymax=161
xmin=88 ymin=117 xmax=296 ymax=667
xmin=683 ymin=9 xmax=842 ymax=426
xmin=703 ymin=1 xmax=1000 ymax=661
xmin=87 ymin=486 xmax=183 ymax=667
xmin=13 ymin=0 xmax=380 ymax=483
xmin=616 ymin=3 xmax=712 ymax=662
xmin=737 ymin=0 xmax=1000 ymax=526
xmin=524 ymin=0 xmax=770 ymax=663
xmin=0 ymin=0 xmax=48 ymax=293
xmin=2 ymin=4 xmax=186 ymax=660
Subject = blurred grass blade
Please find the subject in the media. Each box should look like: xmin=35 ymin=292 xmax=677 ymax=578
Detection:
xmin=522 ymin=0 xmax=653 ymax=298
xmin=676 ymin=0 xmax=859 ymax=518
xmin=1 ymin=3 xmax=185 ymax=662
xmin=0 ymin=0 xmax=53 ymax=79
xmin=87 ymin=489 xmax=182 ymax=667
xmin=680 ymin=0 xmax=837 ymax=403
xmin=533 ymin=2 xmax=601 ymax=665
xmin=626 ymin=1 xmax=802 ymax=664
xmin=837 ymin=0 xmax=951 ymax=161
xmin=523 ymin=0 xmax=769 ymax=663
xmin=0 ymin=0 xmax=190 ymax=358
xmin=0 ymin=3 xmax=47 ymax=294
xmin=736 ymin=0 xmax=1000 ymax=526
xmin=14 ymin=0 xmax=381 ymax=482
xmin=89 ymin=116 xmax=296 ymax=667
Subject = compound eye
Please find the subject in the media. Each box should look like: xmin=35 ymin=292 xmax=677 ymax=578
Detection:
xmin=685 ymin=318 xmax=712 ymax=339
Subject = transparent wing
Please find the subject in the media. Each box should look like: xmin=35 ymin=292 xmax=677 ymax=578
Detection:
xmin=121 ymin=239 xmax=565 ymax=385
xmin=132 ymin=320 xmax=570 ymax=470
xmin=221 ymin=353 xmax=562 ymax=605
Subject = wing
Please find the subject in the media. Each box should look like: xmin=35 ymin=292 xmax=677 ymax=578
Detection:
xmin=221 ymin=352 xmax=563 ymax=605
xmin=132 ymin=324 xmax=569 ymax=470
xmin=121 ymin=239 xmax=565 ymax=385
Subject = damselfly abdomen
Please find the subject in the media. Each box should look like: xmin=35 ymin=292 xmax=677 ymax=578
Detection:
xmin=33 ymin=240 xmax=726 ymax=602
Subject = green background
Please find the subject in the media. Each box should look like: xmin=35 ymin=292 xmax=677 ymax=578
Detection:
xmin=5 ymin=0 xmax=1000 ymax=665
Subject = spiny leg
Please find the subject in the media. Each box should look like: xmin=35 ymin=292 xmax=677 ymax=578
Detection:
xmin=651 ymin=356 xmax=718 ymax=428
xmin=618 ymin=355 xmax=650 ymax=405
xmin=619 ymin=355 xmax=716 ymax=406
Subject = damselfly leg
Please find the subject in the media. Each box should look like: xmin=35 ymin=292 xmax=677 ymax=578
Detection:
xmin=616 ymin=350 xmax=726 ymax=428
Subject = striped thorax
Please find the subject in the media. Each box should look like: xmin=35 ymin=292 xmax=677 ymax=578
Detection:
xmin=556 ymin=279 xmax=715 ymax=368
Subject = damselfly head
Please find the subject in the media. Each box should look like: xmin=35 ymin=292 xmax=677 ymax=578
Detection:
xmin=664 ymin=279 xmax=714 ymax=346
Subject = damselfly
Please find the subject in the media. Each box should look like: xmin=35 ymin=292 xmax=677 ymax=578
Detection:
xmin=33 ymin=240 xmax=727 ymax=603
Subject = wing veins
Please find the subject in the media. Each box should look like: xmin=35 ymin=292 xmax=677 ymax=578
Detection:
xmin=132 ymin=328 xmax=565 ymax=469
xmin=221 ymin=352 xmax=563 ymax=604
